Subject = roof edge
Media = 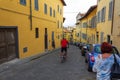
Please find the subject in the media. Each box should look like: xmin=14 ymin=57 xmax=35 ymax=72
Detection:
xmin=61 ymin=0 xmax=66 ymax=6
xmin=79 ymin=5 xmax=97 ymax=20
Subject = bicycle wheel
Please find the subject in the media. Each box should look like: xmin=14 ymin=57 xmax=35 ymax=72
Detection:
xmin=60 ymin=56 xmax=65 ymax=63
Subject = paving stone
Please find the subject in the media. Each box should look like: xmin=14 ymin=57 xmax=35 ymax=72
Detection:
xmin=0 ymin=45 xmax=96 ymax=80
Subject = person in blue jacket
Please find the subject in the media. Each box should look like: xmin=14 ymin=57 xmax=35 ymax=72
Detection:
xmin=93 ymin=42 xmax=120 ymax=80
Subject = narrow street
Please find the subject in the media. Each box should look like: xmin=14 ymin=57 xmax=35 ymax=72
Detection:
xmin=0 ymin=45 xmax=96 ymax=80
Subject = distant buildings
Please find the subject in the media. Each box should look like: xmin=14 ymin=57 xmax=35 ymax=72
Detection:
xmin=75 ymin=0 xmax=120 ymax=52
xmin=76 ymin=5 xmax=97 ymax=44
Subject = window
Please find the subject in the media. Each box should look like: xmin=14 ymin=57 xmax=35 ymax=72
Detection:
xmin=82 ymin=33 xmax=87 ymax=40
xmin=83 ymin=22 xmax=87 ymax=28
xmin=97 ymin=11 xmax=101 ymax=23
xmin=88 ymin=20 xmax=91 ymax=27
xmin=50 ymin=7 xmax=52 ymax=16
xmin=20 ymin=0 xmax=26 ymax=5
xmin=60 ymin=9 xmax=62 ymax=15
xmin=53 ymin=10 xmax=56 ymax=17
xmin=100 ymin=32 xmax=104 ymax=43
xmin=101 ymin=7 xmax=106 ymax=22
xmin=91 ymin=16 xmax=96 ymax=28
xmin=34 ymin=0 xmax=39 ymax=10
xmin=57 ymin=5 xmax=59 ymax=12
xmin=44 ymin=3 xmax=47 ymax=14
xmin=35 ymin=28 xmax=39 ymax=38
xmin=108 ymin=1 xmax=113 ymax=20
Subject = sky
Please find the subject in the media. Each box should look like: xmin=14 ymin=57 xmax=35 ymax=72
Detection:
xmin=63 ymin=0 xmax=97 ymax=27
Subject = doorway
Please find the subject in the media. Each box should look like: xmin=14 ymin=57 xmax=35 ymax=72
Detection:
xmin=0 ymin=28 xmax=18 ymax=64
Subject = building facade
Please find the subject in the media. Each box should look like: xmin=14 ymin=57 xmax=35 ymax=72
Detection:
xmin=74 ymin=0 xmax=120 ymax=52
xmin=75 ymin=12 xmax=85 ymax=43
xmin=63 ymin=28 xmax=71 ymax=42
xmin=76 ymin=0 xmax=113 ymax=44
xmin=96 ymin=0 xmax=113 ymax=44
xmin=85 ymin=5 xmax=97 ymax=44
xmin=112 ymin=0 xmax=120 ymax=52
xmin=79 ymin=5 xmax=97 ymax=44
xmin=0 ymin=0 xmax=66 ymax=63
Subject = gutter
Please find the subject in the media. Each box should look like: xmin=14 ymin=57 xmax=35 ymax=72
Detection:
xmin=30 ymin=0 xmax=32 ymax=30
xmin=111 ymin=0 xmax=115 ymax=35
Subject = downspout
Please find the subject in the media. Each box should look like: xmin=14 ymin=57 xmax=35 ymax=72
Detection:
xmin=111 ymin=0 xmax=115 ymax=35
xmin=111 ymin=0 xmax=115 ymax=44
xmin=30 ymin=0 xmax=32 ymax=30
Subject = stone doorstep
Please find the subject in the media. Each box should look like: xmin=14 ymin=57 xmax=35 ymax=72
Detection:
xmin=0 ymin=48 xmax=60 ymax=73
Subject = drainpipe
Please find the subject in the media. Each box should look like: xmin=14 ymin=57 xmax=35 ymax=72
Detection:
xmin=111 ymin=0 xmax=115 ymax=35
xmin=30 ymin=0 xmax=32 ymax=30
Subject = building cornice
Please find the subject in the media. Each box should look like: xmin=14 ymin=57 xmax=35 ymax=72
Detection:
xmin=61 ymin=0 xmax=66 ymax=6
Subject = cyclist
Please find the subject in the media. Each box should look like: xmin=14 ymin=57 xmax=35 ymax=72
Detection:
xmin=60 ymin=38 xmax=69 ymax=61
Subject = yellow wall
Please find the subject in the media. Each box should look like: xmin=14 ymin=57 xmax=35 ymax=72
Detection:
xmin=81 ymin=18 xmax=87 ymax=43
xmin=0 ymin=0 xmax=64 ymax=58
xmin=76 ymin=24 xmax=81 ymax=42
xmin=78 ymin=5 xmax=97 ymax=44
xmin=97 ymin=0 xmax=112 ymax=43
xmin=112 ymin=0 xmax=120 ymax=52
xmin=73 ymin=29 xmax=77 ymax=42
xmin=64 ymin=32 xmax=71 ymax=42
xmin=86 ymin=7 xmax=97 ymax=44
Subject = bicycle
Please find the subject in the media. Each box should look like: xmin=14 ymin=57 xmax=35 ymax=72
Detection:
xmin=60 ymin=52 xmax=67 ymax=63
xmin=60 ymin=44 xmax=69 ymax=63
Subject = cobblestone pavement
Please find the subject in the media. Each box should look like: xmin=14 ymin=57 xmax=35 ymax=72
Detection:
xmin=0 ymin=45 xmax=96 ymax=80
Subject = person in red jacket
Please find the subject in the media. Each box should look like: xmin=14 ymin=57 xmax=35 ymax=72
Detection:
xmin=60 ymin=38 xmax=69 ymax=58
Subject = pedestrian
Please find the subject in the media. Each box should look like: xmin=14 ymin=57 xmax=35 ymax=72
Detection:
xmin=93 ymin=42 xmax=120 ymax=80
xmin=60 ymin=38 xmax=69 ymax=58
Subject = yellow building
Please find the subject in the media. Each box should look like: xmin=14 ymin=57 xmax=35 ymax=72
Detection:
xmin=75 ymin=24 xmax=81 ymax=42
xmin=112 ymin=0 xmax=120 ymax=52
xmin=72 ymin=28 xmax=77 ymax=43
xmin=79 ymin=5 xmax=97 ymax=44
xmin=65 ymin=26 xmax=74 ymax=43
xmin=96 ymin=0 xmax=113 ymax=44
xmin=80 ymin=18 xmax=88 ymax=43
xmin=0 ymin=0 xmax=66 ymax=63
xmin=86 ymin=5 xmax=97 ymax=44
xmin=63 ymin=28 xmax=71 ymax=42
xmin=75 ymin=12 xmax=85 ymax=43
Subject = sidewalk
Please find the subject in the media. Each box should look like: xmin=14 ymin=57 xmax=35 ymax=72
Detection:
xmin=0 ymin=48 xmax=60 ymax=73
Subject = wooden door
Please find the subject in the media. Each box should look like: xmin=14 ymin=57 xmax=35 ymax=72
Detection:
xmin=0 ymin=28 xmax=17 ymax=64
